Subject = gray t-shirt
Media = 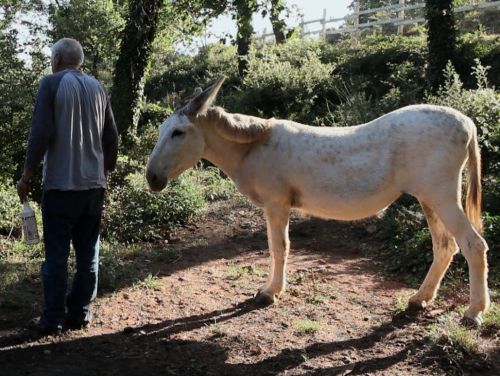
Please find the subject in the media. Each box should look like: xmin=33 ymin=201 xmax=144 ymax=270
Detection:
xmin=24 ymin=69 xmax=118 ymax=190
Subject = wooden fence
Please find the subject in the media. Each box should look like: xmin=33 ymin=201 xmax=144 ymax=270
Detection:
xmin=260 ymin=0 xmax=500 ymax=41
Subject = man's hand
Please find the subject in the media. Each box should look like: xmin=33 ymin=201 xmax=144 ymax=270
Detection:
xmin=16 ymin=176 xmax=31 ymax=203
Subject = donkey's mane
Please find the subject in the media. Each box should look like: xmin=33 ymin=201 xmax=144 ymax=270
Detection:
xmin=201 ymin=107 xmax=273 ymax=143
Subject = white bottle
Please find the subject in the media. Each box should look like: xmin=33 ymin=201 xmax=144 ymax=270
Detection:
xmin=21 ymin=201 xmax=40 ymax=245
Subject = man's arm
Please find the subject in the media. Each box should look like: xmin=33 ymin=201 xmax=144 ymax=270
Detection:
xmin=17 ymin=77 xmax=55 ymax=201
xmin=102 ymin=94 xmax=119 ymax=174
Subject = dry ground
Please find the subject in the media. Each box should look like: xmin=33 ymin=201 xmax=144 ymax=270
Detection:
xmin=0 ymin=202 xmax=498 ymax=375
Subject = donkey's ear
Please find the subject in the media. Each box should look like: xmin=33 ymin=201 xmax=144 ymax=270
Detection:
xmin=182 ymin=76 xmax=225 ymax=117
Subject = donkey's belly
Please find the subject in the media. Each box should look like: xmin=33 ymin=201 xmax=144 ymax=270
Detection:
xmin=298 ymin=189 xmax=401 ymax=220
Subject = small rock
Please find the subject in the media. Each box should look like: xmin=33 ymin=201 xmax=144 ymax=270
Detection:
xmin=341 ymin=356 xmax=352 ymax=364
xmin=43 ymin=350 xmax=51 ymax=355
xmin=427 ymin=309 xmax=445 ymax=317
xmin=123 ymin=326 xmax=134 ymax=334
xmin=365 ymin=224 xmax=377 ymax=234
xmin=240 ymin=222 xmax=251 ymax=229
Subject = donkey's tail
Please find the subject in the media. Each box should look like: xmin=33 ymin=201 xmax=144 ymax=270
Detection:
xmin=465 ymin=125 xmax=483 ymax=234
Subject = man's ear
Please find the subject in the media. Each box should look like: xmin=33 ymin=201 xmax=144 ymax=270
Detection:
xmin=181 ymin=76 xmax=225 ymax=117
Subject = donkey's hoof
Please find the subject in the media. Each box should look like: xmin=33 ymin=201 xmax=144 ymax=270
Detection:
xmin=254 ymin=291 xmax=276 ymax=306
xmin=461 ymin=315 xmax=482 ymax=328
xmin=407 ymin=300 xmax=428 ymax=313
xmin=462 ymin=307 xmax=484 ymax=327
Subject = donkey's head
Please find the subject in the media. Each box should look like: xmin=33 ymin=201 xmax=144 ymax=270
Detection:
xmin=146 ymin=77 xmax=225 ymax=191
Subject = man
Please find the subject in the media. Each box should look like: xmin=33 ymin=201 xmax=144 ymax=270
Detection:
xmin=17 ymin=38 xmax=119 ymax=334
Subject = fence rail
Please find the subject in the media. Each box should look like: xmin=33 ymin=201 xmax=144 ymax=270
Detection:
xmin=260 ymin=1 xmax=500 ymax=40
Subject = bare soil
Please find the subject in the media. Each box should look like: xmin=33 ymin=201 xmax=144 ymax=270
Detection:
xmin=0 ymin=203 xmax=498 ymax=375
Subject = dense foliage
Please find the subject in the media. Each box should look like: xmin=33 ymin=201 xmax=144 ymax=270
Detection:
xmin=103 ymin=171 xmax=204 ymax=243
xmin=0 ymin=2 xmax=498 ymax=252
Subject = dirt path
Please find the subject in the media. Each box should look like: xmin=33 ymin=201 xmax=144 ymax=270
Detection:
xmin=0 ymin=205 xmax=498 ymax=375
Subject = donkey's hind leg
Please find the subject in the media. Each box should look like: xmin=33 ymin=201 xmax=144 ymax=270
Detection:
xmin=409 ymin=202 xmax=458 ymax=310
xmin=426 ymin=198 xmax=490 ymax=325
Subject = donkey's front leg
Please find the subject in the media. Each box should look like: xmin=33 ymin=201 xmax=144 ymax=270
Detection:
xmin=255 ymin=205 xmax=290 ymax=305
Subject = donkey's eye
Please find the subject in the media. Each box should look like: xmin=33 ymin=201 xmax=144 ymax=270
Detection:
xmin=171 ymin=129 xmax=185 ymax=138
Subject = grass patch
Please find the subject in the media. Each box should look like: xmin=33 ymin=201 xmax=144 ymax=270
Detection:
xmin=307 ymin=293 xmax=329 ymax=305
xmin=392 ymin=293 xmax=408 ymax=314
xmin=209 ymin=323 xmax=230 ymax=339
xmin=133 ymin=273 xmax=162 ymax=291
xmin=482 ymin=302 xmax=500 ymax=336
xmin=428 ymin=311 xmax=480 ymax=357
xmin=226 ymin=265 xmax=263 ymax=279
xmin=294 ymin=319 xmax=322 ymax=335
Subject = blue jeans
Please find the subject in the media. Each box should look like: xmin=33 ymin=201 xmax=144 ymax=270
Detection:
xmin=40 ymin=189 xmax=104 ymax=329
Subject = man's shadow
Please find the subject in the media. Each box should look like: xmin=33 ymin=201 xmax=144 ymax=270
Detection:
xmin=0 ymin=299 xmax=426 ymax=376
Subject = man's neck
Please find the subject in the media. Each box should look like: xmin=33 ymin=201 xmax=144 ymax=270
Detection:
xmin=54 ymin=65 xmax=80 ymax=73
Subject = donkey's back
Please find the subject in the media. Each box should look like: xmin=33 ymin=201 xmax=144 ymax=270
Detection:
xmin=240 ymin=105 xmax=476 ymax=220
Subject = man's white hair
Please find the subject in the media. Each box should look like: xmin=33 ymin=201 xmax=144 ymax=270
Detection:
xmin=51 ymin=38 xmax=84 ymax=68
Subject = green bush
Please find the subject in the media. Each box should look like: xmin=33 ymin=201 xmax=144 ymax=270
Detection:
xmin=426 ymin=60 xmax=500 ymax=174
xmin=483 ymin=214 xmax=500 ymax=287
xmin=144 ymin=44 xmax=239 ymax=106
xmin=331 ymin=34 xmax=427 ymax=105
xmin=103 ymin=171 xmax=205 ymax=243
xmin=0 ymin=179 xmax=19 ymax=235
xmin=455 ymin=32 xmax=500 ymax=88
xmin=107 ymin=155 xmax=144 ymax=190
xmin=230 ymin=40 xmax=334 ymax=123
xmin=192 ymin=166 xmax=237 ymax=202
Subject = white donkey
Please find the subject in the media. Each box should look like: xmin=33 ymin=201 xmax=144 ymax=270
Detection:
xmin=147 ymin=77 xmax=490 ymax=325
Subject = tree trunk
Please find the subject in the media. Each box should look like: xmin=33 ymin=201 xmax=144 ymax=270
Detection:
xmin=425 ymin=0 xmax=456 ymax=92
xmin=235 ymin=0 xmax=254 ymax=78
xmin=110 ymin=0 xmax=163 ymax=146
xmin=269 ymin=0 xmax=286 ymax=44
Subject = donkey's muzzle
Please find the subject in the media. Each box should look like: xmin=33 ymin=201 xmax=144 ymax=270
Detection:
xmin=146 ymin=169 xmax=167 ymax=192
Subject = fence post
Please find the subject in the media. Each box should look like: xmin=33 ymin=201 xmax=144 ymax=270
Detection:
xmin=398 ymin=0 xmax=405 ymax=34
xmin=321 ymin=8 xmax=327 ymax=40
xmin=353 ymin=0 xmax=360 ymax=44
xmin=300 ymin=16 xmax=305 ymax=38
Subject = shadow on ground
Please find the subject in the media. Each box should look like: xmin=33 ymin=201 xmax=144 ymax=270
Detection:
xmin=0 ymin=217 xmax=388 ymax=334
xmin=0 ymin=300 xmax=423 ymax=376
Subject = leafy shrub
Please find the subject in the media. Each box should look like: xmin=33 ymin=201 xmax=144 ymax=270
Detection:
xmin=0 ymin=179 xmax=19 ymax=235
xmin=427 ymin=61 xmax=500 ymax=175
xmin=191 ymin=166 xmax=237 ymax=202
xmin=103 ymin=171 xmax=204 ymax=243
xmin=331 ymin=34 xmax=427 ymax=104
xmin=229 ymin=40 xmax=334 ymax=123
xmin=145 ymin=44 xmax=239 ymax=106
xmin=137 ymin=102 xmax=171 ymax=135
xmin=377 ymin=198 xmax=431 ymax=286
xmin=107 ymin=155 xmax=144 ymax=190
xmin=98 ymin=241 xmax=129 ymax=290
xmin=455 ymin=31 xmax=500 ymax=88
xmin=483 ymin=214 xmax=500 ymax=287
